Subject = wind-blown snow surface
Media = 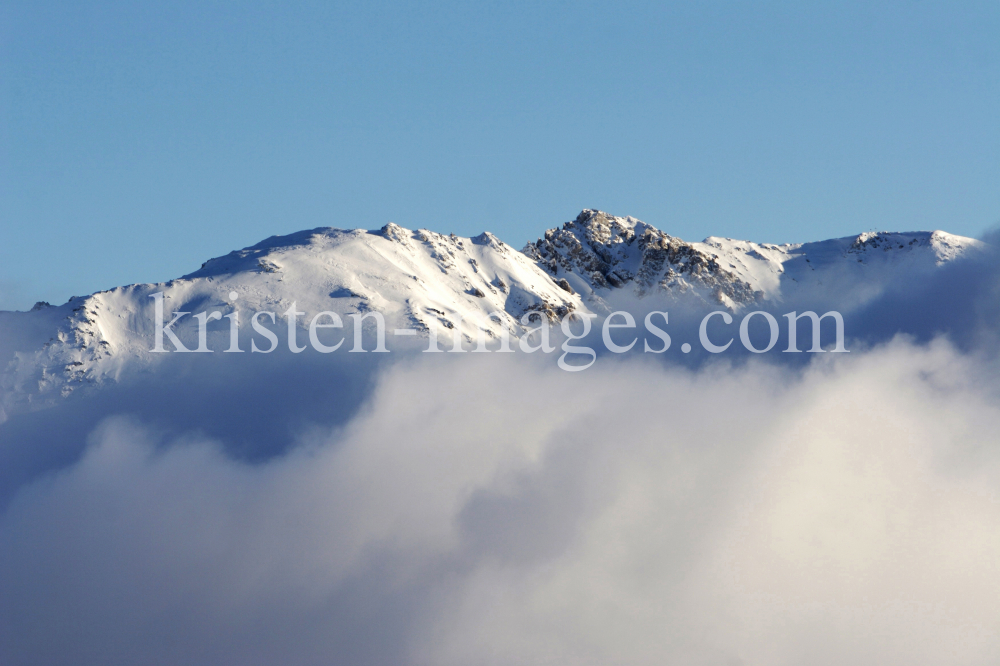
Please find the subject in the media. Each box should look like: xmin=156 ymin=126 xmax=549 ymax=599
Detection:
xmin=1 ymin=213 xmax=1000 ymax=665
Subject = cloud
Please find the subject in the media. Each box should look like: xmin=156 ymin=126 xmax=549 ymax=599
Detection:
xmin=2 ymin=340 xmax=999 ymax=665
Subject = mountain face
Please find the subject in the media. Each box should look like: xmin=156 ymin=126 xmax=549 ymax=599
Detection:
xmin=522 ymin=210 xmax=762 ymax=308
xmin=524 ymin=209 xmax=982 ymax=308
xmin=0 ymin=210 xmax=984 ymax=420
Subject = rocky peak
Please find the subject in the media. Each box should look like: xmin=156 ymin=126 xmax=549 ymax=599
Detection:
xmin=378 ymin=222 xmax=410 ymax=244
xmin=523 ymin=210 xmax=760 ymax=307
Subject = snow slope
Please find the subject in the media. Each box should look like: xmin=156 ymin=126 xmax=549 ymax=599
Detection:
xmin=525 ymin=210 xmax=983 ymax=309
xmin=0 ymin=224 xmax=579 ymax=418
xmin=0 ymin=211 xmax=985 ymax=419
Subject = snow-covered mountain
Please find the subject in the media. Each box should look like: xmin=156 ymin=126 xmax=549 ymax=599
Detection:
xmin=0 ymin=210 xmax=984 ymax=420
xmin=525 ymin=209 xmax=982 ymax=308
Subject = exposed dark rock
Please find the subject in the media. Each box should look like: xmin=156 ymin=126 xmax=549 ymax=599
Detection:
xmin=523 ymin=209 xmax=760 ymax=307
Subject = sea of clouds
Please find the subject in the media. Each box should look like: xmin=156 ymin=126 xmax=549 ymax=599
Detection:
xmin=2 ymin=241 xmax=1000 ymax=665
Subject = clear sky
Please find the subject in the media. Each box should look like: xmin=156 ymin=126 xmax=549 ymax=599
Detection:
xmin=1 ymin=1 xmax=998 ymax=311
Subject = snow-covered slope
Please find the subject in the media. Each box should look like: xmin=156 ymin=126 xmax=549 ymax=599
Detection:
xmin=0 ymin=210 xmax=985 ymax=420
xmin=696 ymin=228 xmax=981 ymax=302
xmin=0 ymin=224 xmax=578 ymax=418
xmin=525 ymin=209 xmax=983 ymax=308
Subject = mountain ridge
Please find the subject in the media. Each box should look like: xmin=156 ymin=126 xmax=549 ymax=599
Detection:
xmin=0 ymin=210 xmax=985 ymax=420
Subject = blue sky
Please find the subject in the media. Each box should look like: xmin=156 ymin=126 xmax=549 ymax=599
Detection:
xmin=1 ymin=0 xmax=997 ymax=311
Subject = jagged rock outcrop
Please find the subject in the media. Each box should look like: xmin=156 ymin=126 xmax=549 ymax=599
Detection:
xmin=523 ymin=210 xmax=761 ymax=308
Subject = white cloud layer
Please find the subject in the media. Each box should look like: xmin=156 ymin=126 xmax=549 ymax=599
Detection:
xmin=2 ymin=339 xmax=999 ymax=665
